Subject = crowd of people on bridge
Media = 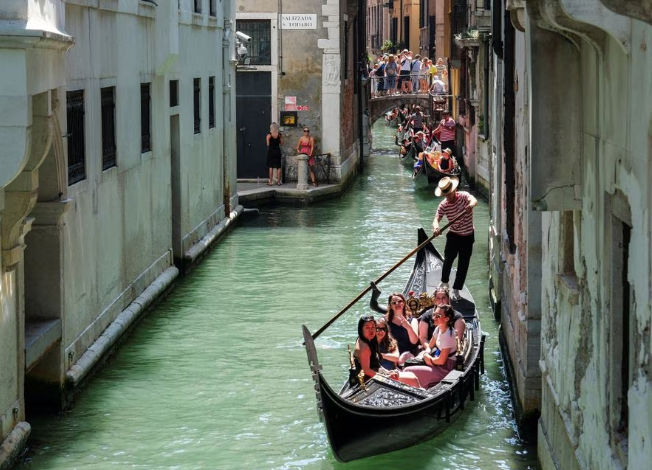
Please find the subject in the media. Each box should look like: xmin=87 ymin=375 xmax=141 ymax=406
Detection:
xmin=369 ymin=52 xmax=449 ymax=98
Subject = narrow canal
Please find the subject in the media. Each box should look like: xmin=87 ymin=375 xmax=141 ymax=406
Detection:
xmin=20 ymin=121 xmax=537 ymax=469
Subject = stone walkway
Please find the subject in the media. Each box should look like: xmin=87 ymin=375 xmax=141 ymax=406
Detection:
xmin=237 ymin=179 xmax=341 ymax=205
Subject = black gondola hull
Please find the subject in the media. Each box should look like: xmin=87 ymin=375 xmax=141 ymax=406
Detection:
xmin=303 ymin=229 xmax=485 ymax=462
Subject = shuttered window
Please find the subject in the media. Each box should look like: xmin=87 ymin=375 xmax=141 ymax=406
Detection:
xmin=101 ymin=87 xmax=116 ymax=170
xmin=193 ymin=78 xmax=201 ymax=134
xmin=66 ymin=90 xmax=86 ymax=184
xmin=141 ymin=83 xmax=152 ymax=153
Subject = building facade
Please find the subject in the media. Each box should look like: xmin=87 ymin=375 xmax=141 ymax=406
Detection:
xmin=488 ymin=0 xmax=652 ymax=468
xmin=0 ymin=1 xmax=239 ymax=467
xmin=235 ymin=0 xmax=367 ymax=186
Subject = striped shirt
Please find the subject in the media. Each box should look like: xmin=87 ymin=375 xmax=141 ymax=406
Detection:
xmin=435 ymin=191 xmax=475 ymax=236
xmin=438 ymin=117 xmax=456 ymax=142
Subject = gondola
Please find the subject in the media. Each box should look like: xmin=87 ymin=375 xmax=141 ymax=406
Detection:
xmin=423 ymin=149 xmax=461 ymax=183
xmin=302 ymin=228 xmax=486 ymax=462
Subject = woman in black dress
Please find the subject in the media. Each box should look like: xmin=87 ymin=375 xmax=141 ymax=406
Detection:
xmin=266 ymin=122 xmax=282 ymax=185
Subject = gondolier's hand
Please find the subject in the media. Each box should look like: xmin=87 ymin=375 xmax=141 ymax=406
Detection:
xmin=433 ymin=226 xmax=442 ymax=237
xmin=465 ymin=200 xmax=477 ymax=214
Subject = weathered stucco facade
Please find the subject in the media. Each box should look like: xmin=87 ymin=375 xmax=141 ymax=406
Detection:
xmin=236 ymin=0 xmax=366 ymax=185
xmin=489 ymin=0 xmax=652 ymax=468
xmin=0 ymin=1 xmax=238 ymax=467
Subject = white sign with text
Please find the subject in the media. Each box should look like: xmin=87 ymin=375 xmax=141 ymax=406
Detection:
xmin=280 ymin=14 xmax=317 ymax=30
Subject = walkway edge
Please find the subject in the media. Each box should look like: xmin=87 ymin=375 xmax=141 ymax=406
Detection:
xmin=0 ymin=421 xmax=30 ymax=470
xmin=183 ymin=205 xmax=244 ymax=264
xmin=65 ymin=266 xmax=179 ymax=387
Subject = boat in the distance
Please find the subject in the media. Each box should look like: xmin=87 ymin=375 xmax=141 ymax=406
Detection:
xmin=302 ymin=229 xmax=486 ymax=462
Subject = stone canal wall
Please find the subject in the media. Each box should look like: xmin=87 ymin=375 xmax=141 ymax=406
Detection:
xmin=489 ymin=1 xmax=652 ymax=469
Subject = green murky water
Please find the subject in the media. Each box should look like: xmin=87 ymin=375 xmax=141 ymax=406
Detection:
xmin=19 ymin=121 xmax=538 ymax=469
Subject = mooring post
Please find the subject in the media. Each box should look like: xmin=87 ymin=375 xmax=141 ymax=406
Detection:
xmin=296 ymin=154 xmax=309 ymax=190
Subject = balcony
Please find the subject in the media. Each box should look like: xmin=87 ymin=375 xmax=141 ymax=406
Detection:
xmin=454 ymin=29 xmax=482 ymax=49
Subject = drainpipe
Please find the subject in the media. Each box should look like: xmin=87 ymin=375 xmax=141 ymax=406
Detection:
xmin=358 ymin=0 xmax=367 ymax=172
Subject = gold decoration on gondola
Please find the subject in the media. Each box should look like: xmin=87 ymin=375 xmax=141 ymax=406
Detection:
xmin=405 ymin=291 xmax=438 ymax=314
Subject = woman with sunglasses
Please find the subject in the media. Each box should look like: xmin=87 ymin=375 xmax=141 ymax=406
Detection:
xmin=375 ymin=317 xmax=399 ymax=370
xmin=354 ymin=316 xmax=421 ymax=387
xmin=403 ymin=305 xmax=458 ymax=388
xmin=296 ymin=127 xmax=317 ymax=187
xmin=384 ymin=293 xmax=420 ymax=360
xmin=417 ymin=286 xmax=466 ymax=348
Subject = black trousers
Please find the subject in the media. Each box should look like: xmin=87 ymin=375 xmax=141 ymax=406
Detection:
xmin=441 ymin=231 xmax=475 ymax=290
xmin=440 ymin=140 xmax=455 ymax=153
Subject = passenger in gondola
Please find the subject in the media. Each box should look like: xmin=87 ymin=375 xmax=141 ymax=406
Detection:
xmin=376 ymin=317 xmax=399 ymax=370
xmin=438 ymin=147 xmax=454 ymax=173
xmin=418 ymin=286 xmax=466 ymax=348
xmin=369 ymin=287 xmax=420 ymax=358
xmin=354 ymin=315 xmax=421 ymax=388
xmin=403 ymin=305 xmax=458 ymax=388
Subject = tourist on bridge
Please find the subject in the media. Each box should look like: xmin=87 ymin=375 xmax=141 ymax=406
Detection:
xmin=432 ymin=176 xmax=478 ymax=301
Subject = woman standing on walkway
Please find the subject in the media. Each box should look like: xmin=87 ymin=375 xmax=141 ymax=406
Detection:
xmin=296 ymin=127 xmax=317 ymax=187
xmin=266 ymin=122 xmax=282 ymax=185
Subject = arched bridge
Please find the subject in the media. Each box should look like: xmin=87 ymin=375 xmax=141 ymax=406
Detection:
xmin=368 ymin=93 xmax=434 ymax=124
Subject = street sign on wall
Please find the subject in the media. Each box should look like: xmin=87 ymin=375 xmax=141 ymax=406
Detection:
xmin=280 ymin=14 xmax=317 ymax=30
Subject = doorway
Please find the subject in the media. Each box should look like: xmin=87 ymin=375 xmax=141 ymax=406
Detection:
xmin=236 ymin=71 xmax=271 ymax=178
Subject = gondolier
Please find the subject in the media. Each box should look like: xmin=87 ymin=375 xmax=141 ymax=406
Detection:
xmin=432 ymin=176 xmax=477 ymax=301
xmin=434 ymin=110 xmax=456 ymax=153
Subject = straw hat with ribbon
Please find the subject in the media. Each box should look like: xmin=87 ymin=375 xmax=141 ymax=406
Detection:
xmin=434 ymin=176 xmax=459 ymax=197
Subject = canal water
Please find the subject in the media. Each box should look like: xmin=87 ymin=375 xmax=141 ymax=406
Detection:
xmin=19 ymin=121 xmax=538 ymax=469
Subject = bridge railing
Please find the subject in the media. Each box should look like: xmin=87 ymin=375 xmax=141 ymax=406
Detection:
xmin=368 ymin=72 xmax=449 ymax=98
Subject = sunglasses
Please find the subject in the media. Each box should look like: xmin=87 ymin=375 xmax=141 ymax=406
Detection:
xmin=391 ymin=300 xmax=404 ymax=305
xmin=376 ymin=327 xmax=387 ymax=332
xmin=433 ymin=314 xmax=444 ymax=319
xmin=303 ymin=129 xmax=309 ymax=132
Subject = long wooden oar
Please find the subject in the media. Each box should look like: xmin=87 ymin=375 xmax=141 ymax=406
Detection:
xmin=311 ymin=209 xmax=469 ymax=340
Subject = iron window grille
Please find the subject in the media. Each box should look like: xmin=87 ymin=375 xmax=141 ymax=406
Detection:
xmin=66 ymin=90 xmax=86 ymax=185
xmin=169 ymin=79 xmax=179 ymax=107
xmin=193 ymin=0 xmax=201 ymax=14
xmin=101 ymin=87 xmax=117 ymax=170
xmin=209 ymin=76 xmax=215 ymax=129
xmin=193 ymin=78 xmax=201 ymax=134
xmin=141 ymin=83 xmax=152 ymax=153
xmin=234 ymin=20 xmax=271 ymax=65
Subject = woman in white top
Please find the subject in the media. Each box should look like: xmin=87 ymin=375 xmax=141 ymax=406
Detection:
xmin=403 ymin=304 xmax=458 ymax=388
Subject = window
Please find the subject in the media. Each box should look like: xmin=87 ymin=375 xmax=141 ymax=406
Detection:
xmin=101 ymin=87 xmax=116 ymax=170
xmin=194 ymin=0 xmax=201 ymax=14
xmin=209 ymin=0 xmax=216 ymax=17
xmin=235 ymin=20 xmax=271 ymax=65
xmin=193 ymin=78 xmax=201 ymax=134
xmin=560 ymin=212 xmax=575 ymax=275
xmin=403 ymin=16 xmax=409 ymax=48
xmin=66 ymin=90 xmax=86 ymax=184
xmin=169 ymin=79 xmax=179 ymax=107
xmin=141 ymin=83 xmax=151 ymax=153
xmin=208 ymin=76 xmax=215 ymax=129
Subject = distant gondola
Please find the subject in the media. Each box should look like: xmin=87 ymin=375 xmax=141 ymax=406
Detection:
xmin=302 ymin=229 xmax=486 ymax=462
xmin=423 ymin=150 xmax=461 ymax=183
